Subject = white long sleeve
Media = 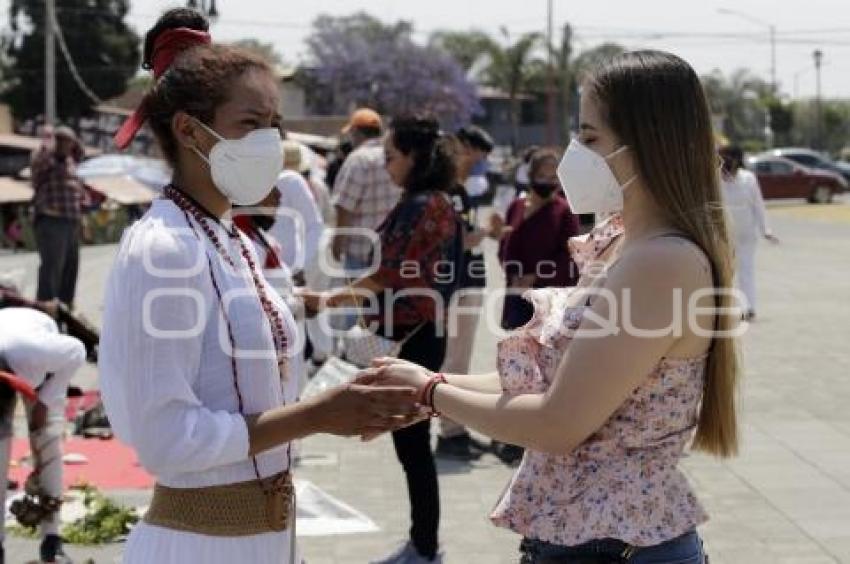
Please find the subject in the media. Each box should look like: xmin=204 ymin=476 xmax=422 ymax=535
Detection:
xmin=0 ymin=308 xmax=85 ymax=409
xmin=747 ymin=171 xmax=771 ymax=237
xmin=99 ymin=219 xmax=251 ymax=477
xmin=35 ymin=334 xmax=85 ymax=408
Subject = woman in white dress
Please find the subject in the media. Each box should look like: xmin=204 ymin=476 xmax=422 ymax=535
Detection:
xmin=100 ymin=8 xmax=419 ymax=564
xmin=719 ymin=146 xmax=779 ymax=321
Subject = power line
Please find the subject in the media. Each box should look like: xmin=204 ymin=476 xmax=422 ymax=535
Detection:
xmin=50 ymin=6 xmax=104 ymax=105
xmin=39 ymin=5 xmax=850 ymax=39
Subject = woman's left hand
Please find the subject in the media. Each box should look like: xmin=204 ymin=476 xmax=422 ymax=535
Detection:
xmin=356 ymin=357 xmax=433 ymax=394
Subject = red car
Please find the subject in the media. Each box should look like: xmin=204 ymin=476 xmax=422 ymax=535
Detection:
xmin=747 ymin=156 xmax=847 ymax=204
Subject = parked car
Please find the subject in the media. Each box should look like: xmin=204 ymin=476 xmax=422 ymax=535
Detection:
xmin=746 ymin=156 xmax=845 ymax=204
xmin=767 ymin=147 xmax=850 ymax=185
xmin=835 ymin=160 xmax=850 ymax=180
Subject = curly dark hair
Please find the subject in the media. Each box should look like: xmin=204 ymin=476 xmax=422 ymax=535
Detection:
xmin=138 ymin=8 xmax=272 ymax=166
xmin=389 ymin=114 xmax=458 ymax=193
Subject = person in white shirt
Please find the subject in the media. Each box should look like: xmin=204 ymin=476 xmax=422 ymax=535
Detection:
xmin=0 ymin=307 xmax=85 ymax=564
xmin=104 ymin=9 xmax=419 ymax=564
xmin=331 ymin=108 xmax=403 ymax=270
xmin=269 ymin=168 xmax=324 ymax=277
xmin=282 ymin=140 xmax=334 ymax=226
xmin=279 ymin=141 xmax=337 ymax=363
xmin=720 ymin=145 xmax=779 ymax=321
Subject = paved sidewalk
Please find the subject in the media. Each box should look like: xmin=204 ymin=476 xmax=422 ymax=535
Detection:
xmin=1 ymin=200 xmax=849 ymax=563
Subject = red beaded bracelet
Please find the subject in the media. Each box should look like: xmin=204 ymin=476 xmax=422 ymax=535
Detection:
xmin=419 ymin=373 xmax=447 ymax=417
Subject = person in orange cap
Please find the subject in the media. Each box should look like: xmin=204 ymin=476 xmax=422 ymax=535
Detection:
xmin=331 ymin=108 xmax=402 ymax=297
xmin=341 ymin=108 xmax=382 ymax=135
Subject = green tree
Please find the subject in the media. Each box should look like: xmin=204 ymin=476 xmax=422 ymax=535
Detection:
xmin=430 ymin=28 xmax=546 ymax=148
xmin=429 ymin=26 xmax=625 ymax=148
xmin=483 ymin=29 xmax=544 ymax=150
xmin=428 ymin=30 xmax=498 ymax=75
xmin=311 ymin=11 xmax=413 ymax=47
xmin=702 ymin=68 xmax=773 ymax=147
xmin=230 ymin=39 xmax=284 ymax=67
xmin=552 ymin=23 xmax=574 ymax=144
xmin=768 ymin=100 xmax=793 ymax=145
xmin=789 ymin=99 xmax=850 ymax=154
xmin=569 ymin=42 xmax=626 ymax=82
xmin=3 ymin=0 xmax=140 ymax=122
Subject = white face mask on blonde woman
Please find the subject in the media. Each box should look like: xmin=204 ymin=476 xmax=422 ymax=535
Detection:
xmin=556 ymin=140 xmax=636 ymax=215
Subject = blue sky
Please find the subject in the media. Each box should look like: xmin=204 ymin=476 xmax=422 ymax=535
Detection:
xmin=4 ymin=0 xmax=850 ymax=99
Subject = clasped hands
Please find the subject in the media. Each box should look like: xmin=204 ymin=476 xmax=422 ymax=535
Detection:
xmin=348 ymin=357 xmax=437 ymax=442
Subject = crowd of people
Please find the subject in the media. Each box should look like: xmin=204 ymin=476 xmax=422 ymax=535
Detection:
xmin=0 ymin=5 xmax=791 ymax=564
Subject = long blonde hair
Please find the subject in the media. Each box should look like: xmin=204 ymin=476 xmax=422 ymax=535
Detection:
xmin=589 ymin=50 xmax=739 ymax=457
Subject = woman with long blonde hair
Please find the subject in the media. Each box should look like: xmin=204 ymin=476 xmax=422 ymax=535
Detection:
xmin=365 ymin=50 xmax=740 ymax=563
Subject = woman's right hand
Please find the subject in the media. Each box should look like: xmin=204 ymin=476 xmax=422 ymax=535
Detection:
xmin=310 ymin=383 xmax=423 ymax=437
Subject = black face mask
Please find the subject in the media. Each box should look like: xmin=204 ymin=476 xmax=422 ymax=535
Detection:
xmin=530 ymin=182 xmax=558 ymax=198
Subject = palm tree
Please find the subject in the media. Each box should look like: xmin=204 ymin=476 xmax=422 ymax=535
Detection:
xmin=429 ymin=27 xmax=626 ymax=150
xmin=428 ymin=30 xmax=499 ymax=75
xmin=483 ymin=29 xmax=544 ymax=151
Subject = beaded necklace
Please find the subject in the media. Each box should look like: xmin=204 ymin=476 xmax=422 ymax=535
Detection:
xmin=164 ymin=185 xmax=289 ymax=369
xmin=163 ymin=184 xmax=293 ymax=480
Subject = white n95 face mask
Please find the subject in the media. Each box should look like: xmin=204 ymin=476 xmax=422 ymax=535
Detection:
xmin=193 ymin=120 xmax=283 ymax=206
xmin=557 ymin=140 xmax=636 ymax=214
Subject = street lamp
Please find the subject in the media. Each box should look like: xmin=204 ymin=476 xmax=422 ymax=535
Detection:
xmin=814 ymin=49 xmax=823 ymax=149
xmin=717 ymin=8 xmax=776 ymax=95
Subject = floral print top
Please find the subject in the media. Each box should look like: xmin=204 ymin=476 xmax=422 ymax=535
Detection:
xmin=490 ymin=213 xmax=709 ymax=547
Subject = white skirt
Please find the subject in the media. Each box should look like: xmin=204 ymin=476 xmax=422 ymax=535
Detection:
xmin=123 ymin=521 xmax=298 ymax=564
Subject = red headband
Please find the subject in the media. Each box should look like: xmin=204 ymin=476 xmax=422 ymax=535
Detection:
xmin=113 ymin=27 xmax=211 ymax=150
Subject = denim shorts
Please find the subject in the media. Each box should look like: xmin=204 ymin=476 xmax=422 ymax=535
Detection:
xmin=519 ymin=529 xmax=706 ymax=564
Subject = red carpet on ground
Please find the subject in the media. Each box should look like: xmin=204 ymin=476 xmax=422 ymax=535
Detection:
xmin=8 ymin=437 xmax=153 ymax=490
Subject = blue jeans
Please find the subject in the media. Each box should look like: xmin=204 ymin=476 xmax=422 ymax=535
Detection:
xmin=520 ymin=530 xmax=706 ymax=563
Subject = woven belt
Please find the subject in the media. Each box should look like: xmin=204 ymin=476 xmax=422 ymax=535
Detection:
xmin=145 ymin=471 xmax=294 ymax=537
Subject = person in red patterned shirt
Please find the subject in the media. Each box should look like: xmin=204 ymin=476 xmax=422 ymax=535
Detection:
xmin=30 ymin=126 xmax=85 ymax=307
xmin=303 ymin=114 xmax=463 ymax=564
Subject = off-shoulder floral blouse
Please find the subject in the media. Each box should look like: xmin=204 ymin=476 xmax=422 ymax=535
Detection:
xmin=490 ymin=213 xmax=709 ymax=547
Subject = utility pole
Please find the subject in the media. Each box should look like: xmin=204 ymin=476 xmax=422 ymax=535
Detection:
xmin=45 ymin=0 xmax=56 ymax=125
xmin=814 ymin=49 xmax=823 ymax=149
xmin=769 ymin=24 xmax=777 ymax=96
xmin=717 ymin=9 xmax=777 ymax=95
xmin=545 ymin=0 xmax=556 ymax=146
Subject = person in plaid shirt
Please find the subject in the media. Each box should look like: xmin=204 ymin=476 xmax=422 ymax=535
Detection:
xmin=331 ymin=109 xmax=402 ymax=275
xmin=30 ymin=126 xmax=84 ymax=308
